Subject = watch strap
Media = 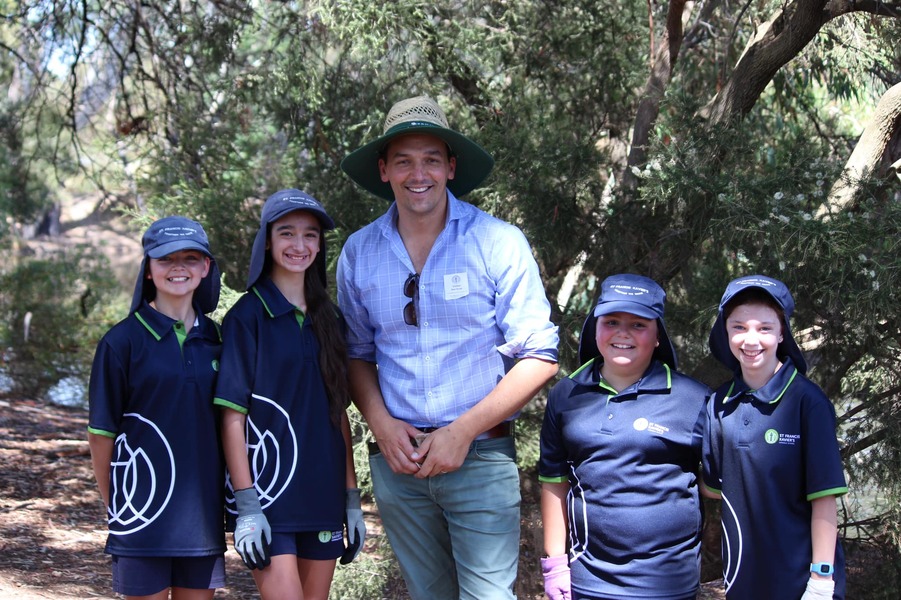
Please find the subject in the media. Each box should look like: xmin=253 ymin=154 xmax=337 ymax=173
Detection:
xmin=810 ymin=562 xmax=834 ymax=575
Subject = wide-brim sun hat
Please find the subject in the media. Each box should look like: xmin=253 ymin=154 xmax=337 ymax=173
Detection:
xmin=708 ymin=274 xmax=808 ymax=374
xmin=130 ymin=216 xmax=221 ymax=314
xmin=246 ymin=188 xmax=336 ymax=290
xmin=578 ymin=274 xmax=678 ymax=369
xmin=340 ymin=95 xmax=495 ymax=201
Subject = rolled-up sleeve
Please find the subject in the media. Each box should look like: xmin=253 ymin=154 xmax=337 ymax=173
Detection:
xmin=491 ymin=224 xmax=558 ymax=362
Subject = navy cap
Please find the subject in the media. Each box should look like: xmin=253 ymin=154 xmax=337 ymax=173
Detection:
xmin=708 ymin=274 xmax=807 ymax=375
xmin=246 ymin=189 xmax=336 ymax=290
xmin=130 ymin=216 xmax=221 ymax=314
xmin=142 ymin=216 xmax=214 ymax=259
xmin=578 ymin=274 xmax=678 ymax=368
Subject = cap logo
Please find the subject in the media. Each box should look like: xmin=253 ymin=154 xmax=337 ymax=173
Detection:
xmin=735 ymin=277 xmax=776 ymax=288
xmin=158 ymin=226 xmax=200 ymax=238
xmin=609 ymin=284 xmax=650 ymax=297
xmin=281 ymin=196 xmax=318 ymax=208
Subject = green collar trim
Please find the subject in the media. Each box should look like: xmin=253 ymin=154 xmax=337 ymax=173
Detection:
xmin=134 ymin=311 xmax=162 ymax=341
xmin=252 ymin=286 xmax=274 ymax=318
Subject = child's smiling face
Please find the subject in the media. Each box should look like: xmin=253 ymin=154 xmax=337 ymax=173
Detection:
xmin=726 ymin=302 xmax=784 ymax=382
xmin=147 ymin=249 xmax=210 ymax=301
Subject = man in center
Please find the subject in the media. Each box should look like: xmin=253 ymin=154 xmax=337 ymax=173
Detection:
xmin=337 ymin=95 xmax=559 ymax=600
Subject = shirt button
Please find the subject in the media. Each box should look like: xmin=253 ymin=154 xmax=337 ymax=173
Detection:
xmin=608 ymin=414 xmax=613 ymax=420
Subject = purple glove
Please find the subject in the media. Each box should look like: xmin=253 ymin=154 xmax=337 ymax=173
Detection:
xmin=541 ymin=554 xmax=571 ymax=600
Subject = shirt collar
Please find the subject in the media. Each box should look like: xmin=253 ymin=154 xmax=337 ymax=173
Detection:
xmin=569 ymin=358 xmax=673 ymax=397
xmin=250 ymin=277 xmax=297 ymax=318
xmin=721 ymin=356 xmax=800 ymax=404
xmin=133 ymin=300 xmax=218 ymax=343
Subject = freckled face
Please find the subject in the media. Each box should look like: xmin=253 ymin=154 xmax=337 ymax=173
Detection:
xmin=268 ymin=211 xmax=321 ymax=278
xmin=726 ymin=303 xmax=784 ymax=379
xmin=595 ymin=312 xmax=659 ymax=375
xmin=147 ymin=250 xmax=210 ymax=301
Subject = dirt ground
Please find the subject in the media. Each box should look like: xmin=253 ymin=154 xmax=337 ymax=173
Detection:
xmin=0 ymin=396 xmax=731 ymax=599
xmin=0 ymin=397 xmax=260 ymax=599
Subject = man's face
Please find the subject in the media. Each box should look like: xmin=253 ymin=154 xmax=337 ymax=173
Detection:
xmin=379 ymin=133 xmax=456 ymax=218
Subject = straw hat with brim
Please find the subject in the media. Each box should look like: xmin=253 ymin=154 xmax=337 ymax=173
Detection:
xmin=130 ymin=216 xmax=221 ymax=314
xmin=578 ymin=274 xmax=678 ymax=369
xmin=246 ymin=189 xmax=336 ymax=290
xmin=340 ymin=95 xmax=495 ymax=201
xmin=708 ymin=274 xmax=808 ymax=375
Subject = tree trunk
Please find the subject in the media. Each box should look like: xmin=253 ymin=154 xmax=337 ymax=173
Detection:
xmin=822 ymin=82 xmax=901 ymax=214
xmin=699 ymin=0 xmax=829 ymax=124
xmin=622 ymin=0 xmax=689 ymax=191
xmin=698 ymin=0 xmax=901 ymax=124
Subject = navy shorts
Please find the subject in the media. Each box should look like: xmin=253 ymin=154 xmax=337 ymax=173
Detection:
xmin=270 ymin=530 xmax=344 ymax=560
xmin=111 ymin=554 xmax=225 ymax=596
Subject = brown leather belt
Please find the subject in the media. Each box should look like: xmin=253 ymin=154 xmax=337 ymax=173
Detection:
xmin=417 ymin=420 xmax=513 ymax=440
xmin=475 ymin=420 xmax=513 ymax=440
xmin=368 ymin=421 xmax=514 ymax=456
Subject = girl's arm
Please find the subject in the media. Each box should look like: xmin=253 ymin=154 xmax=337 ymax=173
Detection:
xmin=221 ymin=408 xmax=253 ymax=490
xmin=810 ymin=495 xmax=838 ymax=578
xmin=541 ymin=481 xmax=570 ymax=556
xmin=88 ymin=433 xmax=115 ymax=507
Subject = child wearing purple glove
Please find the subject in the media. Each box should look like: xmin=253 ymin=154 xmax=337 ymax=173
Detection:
xmin=214 ymin=190 xmax=365 ymax=600
xmin=539 ymin=274 xmax=709 ymax=600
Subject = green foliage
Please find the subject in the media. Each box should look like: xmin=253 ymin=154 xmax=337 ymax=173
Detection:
xmin=328 ymin=531 xmax=404 ymax=600
xmin=0 ymin=105 xmax=53 ymax=237
xmin=0 ymin=248 xmax=125 ymax=398
xmin=4 ymin=0 xmax=901 ymax=588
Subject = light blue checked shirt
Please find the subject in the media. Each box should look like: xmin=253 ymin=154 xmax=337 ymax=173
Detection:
xmin=337 ymin=192 xmax=559 ymax=428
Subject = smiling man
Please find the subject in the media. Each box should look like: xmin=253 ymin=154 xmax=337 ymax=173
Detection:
xmin=337 ymin=95 xmax=559 ymax=600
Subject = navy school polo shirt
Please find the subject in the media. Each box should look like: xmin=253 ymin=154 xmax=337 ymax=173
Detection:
xmin=702 ymin=357 xmax=848 ymax=600
xmin=87 ymin=302 xmax=226 ymax=557
xmin=539 ymin=359 xmax=710 ymax=599
xmin=214 ymin=277 xmax=346 ymax=533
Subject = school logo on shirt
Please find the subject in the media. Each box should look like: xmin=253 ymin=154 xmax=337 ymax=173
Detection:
xmin=633 ymin=417 xmax=670 ymax=435
xmin=108 ymin=413 xmax=176 ymax=535
xmin=225 ymin=393 xmax=298 ymax=515
xmin=764 ymin=428 xmax=799 ymax=445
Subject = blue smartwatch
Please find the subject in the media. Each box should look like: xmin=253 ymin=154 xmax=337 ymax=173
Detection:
xmin=810 ymin=562 xmax=834 ymax=576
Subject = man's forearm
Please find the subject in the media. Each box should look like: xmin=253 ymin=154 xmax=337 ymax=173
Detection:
xmin=452 ymin=357 xmax=558 ymax=441
xmin=348 ymin=359 xmax=391 ymax=430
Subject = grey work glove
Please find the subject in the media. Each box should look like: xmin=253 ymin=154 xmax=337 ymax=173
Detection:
xmin=340 ymin=488 xmax=366 ymax=564
xmin=233 ymin=487 xmax=272 ymax=570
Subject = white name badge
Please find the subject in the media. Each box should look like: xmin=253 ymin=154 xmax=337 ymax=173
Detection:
xmin=444 ymin=272 xmax=469 ymax=300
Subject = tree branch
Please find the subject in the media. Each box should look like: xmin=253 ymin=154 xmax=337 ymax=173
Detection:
xmin=842 ymin=427 xmax=890 ymax=459
xmin=622 ymin=0 xmax=689 ymax=190
xmin=699 ymin=0 xmax=901 ymax=124
xmin=845 ymin=0 xmax=901 ymax=17
xmin=820 ymin=81 xmax=901 ymax=215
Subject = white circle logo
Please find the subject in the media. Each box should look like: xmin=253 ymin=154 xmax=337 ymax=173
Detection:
xmin=633 ymin=417 xmax=649 ymax=431
xmin=108 ymin=413 xmax=176 ymax=535
xmin=225 ymin=393 xmax=298 ymax=515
